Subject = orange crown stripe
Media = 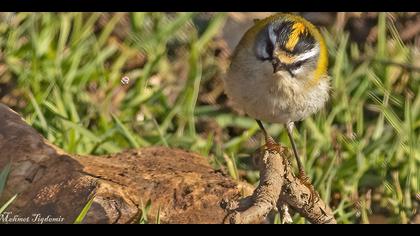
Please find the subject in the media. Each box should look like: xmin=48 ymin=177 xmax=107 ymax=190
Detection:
xmin=285 ymin=22 xmax=306 ymax=51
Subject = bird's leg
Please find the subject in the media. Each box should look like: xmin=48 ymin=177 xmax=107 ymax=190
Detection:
xmin=256 ymin=120 xmax=279 ymax=152
xmin=285 ymin=121 xmax=319 ymax=205
xmin=285 ymin=122 xmax=304 ymax=175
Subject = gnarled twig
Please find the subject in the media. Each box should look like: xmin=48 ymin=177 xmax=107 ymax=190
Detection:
xmin=223 ymin=143 xmax=336 ymax=224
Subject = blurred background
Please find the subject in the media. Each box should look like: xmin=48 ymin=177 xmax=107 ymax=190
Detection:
xmin=0 ymin=12 xmax=418 ymax=224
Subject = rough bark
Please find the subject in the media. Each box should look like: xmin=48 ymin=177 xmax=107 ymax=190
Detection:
xmin=222 ymin=142 xmax=336 ymax=224
xmin=0 ymin=103 xmax=336 ymax=224
xmin=0 ymin=103 xmax=252 ymax=224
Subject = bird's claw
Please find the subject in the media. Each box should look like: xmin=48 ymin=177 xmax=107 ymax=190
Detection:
xmin=264 ymin=136 xmax=282 ymax=153
xmin=297 ymin=170 xmax=319 ymax=207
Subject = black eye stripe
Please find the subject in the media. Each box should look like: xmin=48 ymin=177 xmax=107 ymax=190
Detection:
xmin=287 ymin=58 xmax=309 ymax=70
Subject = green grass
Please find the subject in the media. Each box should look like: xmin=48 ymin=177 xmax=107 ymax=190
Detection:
xmin=73 ymin=193 xmax=96 ymax=224
xmin=0 ymin=12 xmax=418 ymax=224
xmin=0 ymin=163 xmax=18 ymax=215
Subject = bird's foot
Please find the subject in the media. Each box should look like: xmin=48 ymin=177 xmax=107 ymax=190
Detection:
xmin=297 ymin=170 xmax=319 ymax=207
xmin=264 ymin=136 xmax=282 ymax=153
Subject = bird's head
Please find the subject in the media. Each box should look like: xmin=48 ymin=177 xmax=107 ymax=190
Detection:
xmin=233 ymin=13 xmax=329 ymax=84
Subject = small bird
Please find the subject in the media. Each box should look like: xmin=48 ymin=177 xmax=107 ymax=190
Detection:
xmin=223 ymin=13 xmax=330 ymax=182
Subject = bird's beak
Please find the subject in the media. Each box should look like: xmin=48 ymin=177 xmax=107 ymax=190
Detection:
xmin=272 ymin=59 xmax=284 ymax=73
xmin=272 ymin=59 xmax=294 ymax=77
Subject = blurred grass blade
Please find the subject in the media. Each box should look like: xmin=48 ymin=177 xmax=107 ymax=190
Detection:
xmin=151 ymin=118 xmax=169 ymax=147
xmin=377 ymin=13 xmax=387 ymax=60
xmin=369 ymin=93 xmax=403 ymax=135
xmin=139 ymin=199 xmax=152 ymax=224
xmin=223 ymin=154 xmax=239 ymax=180
xmin=157 ymin=12 xmax=196 ymax=42
xmin=155 ymin=205 xmax=161 ymax=224
xmin=196 ymin=13 xmax=226 ymax=49
xmin=129 ymin=12 xmax=145 ymax=32
xmin=112 ymin=114 xmax=147 ymax=148
xmin=0 ymin=194 xmax=18 ymax=214
xmin=28 ymin=91 xmax=49 ymax=137
xmin=60 ymin=119 xmax=120 ymax=153
xmin=74 ymin=194 xmax=96 ymax=224
xmin=0 ymin=163 xmax=12 ymax=195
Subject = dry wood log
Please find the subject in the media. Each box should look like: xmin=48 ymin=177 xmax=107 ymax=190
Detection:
xmin=0 ymin=103 xmax=336 ymax=224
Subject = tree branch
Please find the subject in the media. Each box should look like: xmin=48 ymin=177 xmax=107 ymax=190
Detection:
xmin=223 ymin=144 xmax=336 ymax=224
